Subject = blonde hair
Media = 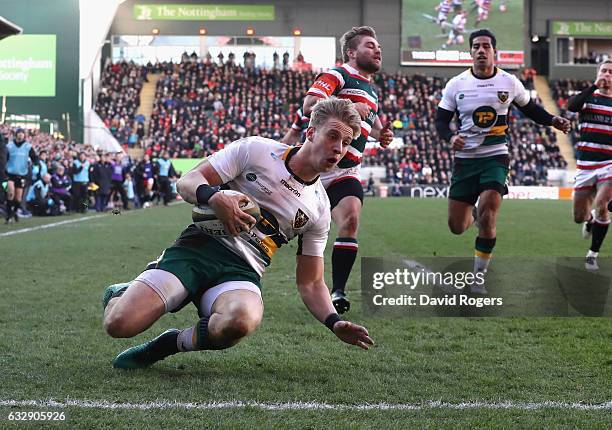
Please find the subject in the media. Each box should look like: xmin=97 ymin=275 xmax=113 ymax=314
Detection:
xmin=340 ymin=26 xmax=377 ymax=63
xmin=310 ymin=97 xmax=362 ymax=140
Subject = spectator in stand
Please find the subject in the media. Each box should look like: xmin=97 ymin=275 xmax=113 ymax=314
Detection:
xmin=136 ymin=153 xmax=155 ymax=207
xmin=123 ymin=172 xmax=138 ymax=209
xmin=155 ymin=151 xmax=176 ymax=206
xmin=110 ymin=153 xmax=129 ymax=210
xmin=91 ymin=153 xmax=113 ymax=212
xmin=50 ymin=164 xmax=72 ymax=214
xmin=32 ymin=149 xmax=48 ymax=184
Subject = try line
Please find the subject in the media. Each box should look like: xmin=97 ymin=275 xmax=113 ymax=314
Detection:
xmin=1 ymin=399 xmax=610 ymax=411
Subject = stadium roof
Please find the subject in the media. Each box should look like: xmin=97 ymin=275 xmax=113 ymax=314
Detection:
xmin=0 ymin=16 xmax=22 ymax=41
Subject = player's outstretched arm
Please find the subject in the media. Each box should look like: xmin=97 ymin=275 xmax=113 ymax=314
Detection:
xmin=296 ymin=255 xmax=374 ymax=350
xmin=567 ymin=84 xmax=598 ymax=112
xmin=513 ymin=100 xmax=571 ymax=133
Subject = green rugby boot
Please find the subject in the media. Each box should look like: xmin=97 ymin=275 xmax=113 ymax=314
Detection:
xmin=102 ymin=283 xmax=130 ymax=310
xmin=113 ymin=329 xmax=181 ymax=369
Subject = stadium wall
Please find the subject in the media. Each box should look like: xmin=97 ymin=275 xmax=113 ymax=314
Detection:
xmin=531 ymin=0 xmax=612 ymax=80
xmin=110 ymin=0 xmax=402 ymax=72
xmin=109 ymin=0 xmax=611 ymax=80
xmin=1 ymin=0 xmax=80 ymax=137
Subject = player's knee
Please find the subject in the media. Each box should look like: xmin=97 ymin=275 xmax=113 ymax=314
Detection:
xmin=104 ymin=310 xmax=138 ymax=338
xmin=221 ymin=307 xmax=261 ymax=340
xmin=573 ymin=212 xmax=586 ymax=223
xmin=340 ymin=212 xmax=360 ymax=236
xmin=448 ymin=218 xmax=466 ymax=235
xmin=573 ymin=208 xmax=589 ymax=223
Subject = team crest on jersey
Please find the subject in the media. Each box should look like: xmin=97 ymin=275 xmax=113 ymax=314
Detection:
xmin=472 ymin=106 xmax=498 ymax=128
xmin=292 ymin=209 xmax=309 ymax=229
xmin=497 ymin=91 xmax=509 ymax=103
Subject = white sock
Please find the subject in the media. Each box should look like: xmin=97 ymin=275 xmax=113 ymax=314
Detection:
xmin=474 ymin=254 xmax=491 ymax=274
xmin=586 ymin=250 xmax=598 ymax=258
xmin=177 ymin=326 xmax=196 ymax=352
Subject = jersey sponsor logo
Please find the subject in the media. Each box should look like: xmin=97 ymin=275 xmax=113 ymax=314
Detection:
xmin=292 ymin=208 xmax=310 ymax=229
xmin=246 ymin=172 xmax=273 ymax=195
xmin=497 ymin=91 xmax=509 ymax=103
xmin=315 ymin=80 xmax=333 ymax=92
xmin=472 ymin=106 xmax=498 ymax=128
xmin=280 ymin=179 xmax=301 ymax=197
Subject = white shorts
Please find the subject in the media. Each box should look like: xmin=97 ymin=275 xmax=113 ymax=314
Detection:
xmin=320 ymin=165 xmax=361 ymax=189
xmin=134 ymin=269 xmax=262 ymax=316
xmin=573 ymin=164 xmax=612 ymax=192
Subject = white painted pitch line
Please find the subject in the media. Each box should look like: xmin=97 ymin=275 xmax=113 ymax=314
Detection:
xmin=0 ymin=201 xmax=186 ymax=238
xmin=0 ymin=215 xmax=105 ymax=237
xmin=0 ymin=399 xmax=610 ymax=411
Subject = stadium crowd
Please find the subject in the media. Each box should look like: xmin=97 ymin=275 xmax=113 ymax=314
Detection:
xmin=95 ymin=61 xmax=147 ymax=148
xmin=96 ymin=58 xmax=565 ymax=188
xmin=0 ymin=58 xmax=570 ymax=221
xmin=0 ymin=125 xmax=177 ymax=222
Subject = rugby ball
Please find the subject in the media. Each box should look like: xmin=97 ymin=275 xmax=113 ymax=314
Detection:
xmin=192 ymin=189 xmax=260 ymax=236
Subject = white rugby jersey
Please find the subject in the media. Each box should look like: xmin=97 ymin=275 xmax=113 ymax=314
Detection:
xmin=207 ymin=136 xmax=331 ymax=276
xmin=439 ymin=67 xmax=530 ymax=158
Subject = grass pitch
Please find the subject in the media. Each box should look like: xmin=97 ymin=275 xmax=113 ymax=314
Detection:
xmin=0 ymin=199 xmax=610 ymax=428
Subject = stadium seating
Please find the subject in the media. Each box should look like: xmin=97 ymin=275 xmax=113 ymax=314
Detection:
xmin=551 ymin=79 xmax=593 ymax=148
xmin=90 ymin=58 xmax=570 ymax=187
xmin=95 ymin=61 xmax=147 ymax=147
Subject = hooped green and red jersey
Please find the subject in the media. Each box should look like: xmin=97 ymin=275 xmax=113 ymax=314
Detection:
xmin=307 ymin=63 xmax=379 ymax=168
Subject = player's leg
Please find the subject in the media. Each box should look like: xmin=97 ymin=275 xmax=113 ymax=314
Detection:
xmin=469 ymin=157 xmax=509 ymax=293
xmin=573 ymin=169 xmax=597 ymax=238
xmin=112 ymin=241 xmax=263 ymax=369
xmin=585 ymin=182 xmax=612 ymax=270
xmin=5 ymin=179 xmax=15 ymax=223
xmin=573 ymin=189 xmax=595 ymax=237
xmin=180 ymin=284 xmax=263 ymax=351
xmin=13 ymin=183 xmax=24 ymax=221
xmin=103 ymin=280 xmax=166 ymax=338
xmin=447 ymin=159 xmax=479 ymax=235
xmin=448 ymin=199 xmax=475 ymax=234
xmin=113 ymin=282 xmax=263 ymax=369
xmin=326 ymin=176 xmax=364 ymax=314
xmin=472 ymin=188 xmax=502 ymax=285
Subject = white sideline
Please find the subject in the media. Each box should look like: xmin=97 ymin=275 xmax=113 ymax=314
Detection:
xmin=0 ymin=201 xmax=185 ymax=238
xmin=0 ymin=215 xmax=105 ymax=237
xmin=0 ymin=399 xmax=610 ymax=411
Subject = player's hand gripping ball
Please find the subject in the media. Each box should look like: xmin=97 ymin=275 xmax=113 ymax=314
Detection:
xmin=192 ymin=189 xmax=261 ymax=236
